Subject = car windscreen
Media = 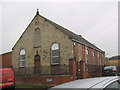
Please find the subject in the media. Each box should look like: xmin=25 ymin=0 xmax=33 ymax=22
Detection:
xmin=104 ymin=66 xmax=117 ymax=70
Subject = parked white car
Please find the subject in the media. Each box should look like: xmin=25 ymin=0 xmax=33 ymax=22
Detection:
xmin=49 ymin=76 xmax=120 ymax=90
xmin=102 ymin=66 xmax=118 ymax=76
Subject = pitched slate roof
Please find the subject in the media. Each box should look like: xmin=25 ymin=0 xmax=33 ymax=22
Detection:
xmin=39 ymin=14 xmax=104 ymax=53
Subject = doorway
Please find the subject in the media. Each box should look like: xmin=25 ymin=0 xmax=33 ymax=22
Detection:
xmin=34 ymin=54 xmax=40 ymax=73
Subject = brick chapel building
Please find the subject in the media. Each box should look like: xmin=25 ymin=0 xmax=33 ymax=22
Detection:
xmin=12 ymin=11 xmax=105 ymax=85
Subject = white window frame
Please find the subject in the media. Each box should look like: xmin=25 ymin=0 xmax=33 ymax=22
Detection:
xmin=19 ymin=49 xmax=26 ymax=67
xmin=51 ymin=43 xmax=60 ymax=65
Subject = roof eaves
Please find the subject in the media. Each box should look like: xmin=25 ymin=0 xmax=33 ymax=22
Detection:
xmin=0 ymin=51 xmax=12 ymax=56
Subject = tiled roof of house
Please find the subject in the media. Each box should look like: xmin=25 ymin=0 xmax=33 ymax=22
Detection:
xmin=39 ymin=14 xmax=104 ymax=53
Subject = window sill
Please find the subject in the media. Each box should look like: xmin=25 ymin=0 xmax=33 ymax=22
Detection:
xmin=51 ymin=64 xmax=60 ymax=66
xmin=19 ymin=67 xmax=25 ymax=68
xmin=33 ymin=46 xmax=41 ymax=48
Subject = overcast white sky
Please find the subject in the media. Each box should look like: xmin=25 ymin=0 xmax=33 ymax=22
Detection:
xmin=0 ymin=0 xmax=119 ymax=57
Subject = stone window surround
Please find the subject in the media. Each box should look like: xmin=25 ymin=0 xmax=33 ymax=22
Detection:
xmin=34 ymin=28 xmax=40 ymax=48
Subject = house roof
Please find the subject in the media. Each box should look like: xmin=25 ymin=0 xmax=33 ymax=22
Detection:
xmin=39 ymin=13 xmax=104 ymax=53
xmin=0 ymin=51 xmax=12 ymax=56
xmin=109 ymin=55 xmax=120 ymax=60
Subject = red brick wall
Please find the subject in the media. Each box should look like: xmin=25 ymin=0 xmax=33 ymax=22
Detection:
xmin=72 ymin=41 xmax=105 ymax=78
xmin=69 ymin=59 xmax=77 ymax=80
xmin=88 ymin=47 xmax=93 ymax=64
xmin=95 ymin=50 xmax=98 ymax=65
xmin=79 ymin=60 xmax=87 ymax=78
xmin=0 ymin=52 xmax=12 ymax=68
xmin=73 ymin=42 xmax=79 ymax=62
xmin=75 ymin=43 xmax=79 ymax=62
xmin=102 ymin=53 xmax=105 ymax=65
xmin=81 ymin=44 xmax=86 ymax=61
xmin=87 ymin=72 xmax=102 ymax=78
xmin=15 ymin=76 xmax=74 ymax=85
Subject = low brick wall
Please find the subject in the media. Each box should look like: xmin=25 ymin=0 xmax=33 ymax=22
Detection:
xmin=85 ymin=64 xmax=103 ymax=78
xmin=15 ymin=75 xmax=74 ymax=85
xmin=87 ymin=72 xmax=102 ymax=78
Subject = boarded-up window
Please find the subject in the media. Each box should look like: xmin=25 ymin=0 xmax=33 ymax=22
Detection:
xmin=51 ymin=43 xmax=60 ymax=65
xmin=34 ymin=28 xmax=40 ymax=47
xmin=19 ymin=49 xmax=25 ymax=67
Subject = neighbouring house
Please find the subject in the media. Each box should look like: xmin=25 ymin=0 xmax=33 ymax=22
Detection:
xmin=107 ymin=55 xmax=120 ymax=68
xmin=105 ymin=57 xmax=109 ymax=65
xmin=0 ymin=52 xmax=12 ymax=68
xmin=12 ymin=10 xmax=105 ymax=85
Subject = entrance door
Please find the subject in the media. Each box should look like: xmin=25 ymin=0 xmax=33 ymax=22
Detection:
xmin=34 ymin=54 xmax=40 ymax=73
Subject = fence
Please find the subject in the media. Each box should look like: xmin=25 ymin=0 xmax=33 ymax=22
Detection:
xmin=13 ymin=65 xmax=70 ymax=76
xmin=13 ymin=64 xmax=104 ymax=77
xmin=86 ymin=64 xmax=103 ymax=73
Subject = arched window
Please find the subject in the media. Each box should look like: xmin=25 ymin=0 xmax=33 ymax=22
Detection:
xmin=51 ymin=43 xmax=60 ymax=65
xmin=34 ymin=28 xmax=40 ymax=47
xmin=86 ymin=48 xmax=89 ymax=64
xmin=19 ymin=49 xmax=25 ymax=67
